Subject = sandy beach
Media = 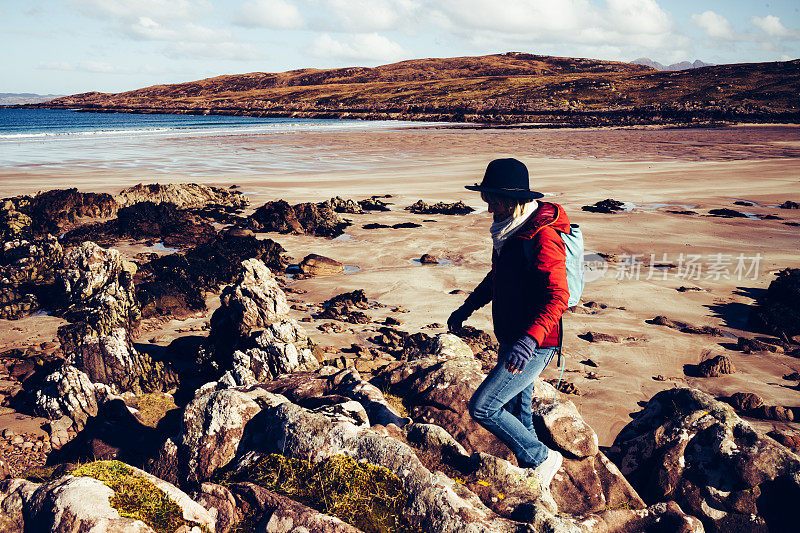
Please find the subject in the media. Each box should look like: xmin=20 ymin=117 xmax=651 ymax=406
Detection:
xmin=2 ymin=123 xmax=799 ymax=450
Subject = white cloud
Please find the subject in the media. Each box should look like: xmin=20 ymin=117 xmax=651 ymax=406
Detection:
xmin=237 ymin=0 xmax=304 ymax=29
xmin=68 ymin=0 xmax=211 ymax=21
xmin=690 ymin=11 xmax=736 ymax=40
xmin=127 ymin=17 xmax=231 ymax=42
xmin=310 ymin=33 xmax=410 ymax=62
xmin=751 ymin=15 xmax=797 ymax=39
xmin=167 ymin=41 xmax=266 ymax=61
xmin=313 ymin=0 xmax=420 ymax=32
xmin=433 ymin=0 xmax=589 ymax=34
xmin=37 ymin=60 xmax=131 ymax=73
xmin=605 ymin=0 xmax=671 ymax=34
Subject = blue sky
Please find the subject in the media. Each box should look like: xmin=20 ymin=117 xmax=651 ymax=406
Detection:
xmin=3 ymin=0 xmax=799 ymax=95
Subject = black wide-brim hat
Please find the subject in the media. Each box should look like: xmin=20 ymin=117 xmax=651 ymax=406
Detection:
xmin=465 ymin=158 xmax=544 ymax=200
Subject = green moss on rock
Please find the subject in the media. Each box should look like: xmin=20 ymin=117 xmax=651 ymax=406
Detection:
xmin=225 ymin=453 xmax=415 ymax=533
xmin=71 ymin=460 xmax=207 ymax=533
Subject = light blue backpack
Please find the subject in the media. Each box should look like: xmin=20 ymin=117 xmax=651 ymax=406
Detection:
xmin=561 ymin=224 xmax=585 ymax=307
xmin=523 ymin=222 xmax=584 ymax=403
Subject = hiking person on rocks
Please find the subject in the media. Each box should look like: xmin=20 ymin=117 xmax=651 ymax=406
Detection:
xmin=448 ymin=158 xmax=572 ymax=490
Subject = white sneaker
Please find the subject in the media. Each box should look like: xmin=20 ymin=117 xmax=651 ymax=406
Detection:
xmin=534 ymin=448 xmax=563 ymax=490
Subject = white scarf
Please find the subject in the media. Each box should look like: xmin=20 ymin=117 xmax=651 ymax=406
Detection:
xmin=490 ymin=200 xmax=538 ymax=253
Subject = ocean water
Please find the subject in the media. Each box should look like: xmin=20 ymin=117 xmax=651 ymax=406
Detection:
xmin=0 ymin=108 xmax=438 ymax=174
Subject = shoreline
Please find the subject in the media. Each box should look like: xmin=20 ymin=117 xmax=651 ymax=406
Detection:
xmin=1 ymin=125 xmax=799 ymax=450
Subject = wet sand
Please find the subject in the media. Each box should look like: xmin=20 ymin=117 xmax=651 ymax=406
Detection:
xmin=1 ymin=124 xmax=799 ymax=447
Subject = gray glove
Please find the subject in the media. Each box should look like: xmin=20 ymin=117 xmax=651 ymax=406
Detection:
xmin=504 ymin=335 xmax=539 ymax=373
xmin=447 ymin=305 xmax=471 ymax=332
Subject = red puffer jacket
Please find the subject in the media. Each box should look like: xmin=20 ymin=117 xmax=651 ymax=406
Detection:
xmin=463 ymin=202 xmax=570 ymax=347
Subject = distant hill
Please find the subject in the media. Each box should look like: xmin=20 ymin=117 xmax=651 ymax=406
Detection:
xmin=26 ymin=52 xmax=800 ymax=127
xmin=0 ymin=93 xmax=63 ymax=105
xmin=631 ymin=58 xmax=715 ymax=71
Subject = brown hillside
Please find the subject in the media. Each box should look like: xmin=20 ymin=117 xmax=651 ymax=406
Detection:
xmin=37 ymin=52 xmax=800 ymax=127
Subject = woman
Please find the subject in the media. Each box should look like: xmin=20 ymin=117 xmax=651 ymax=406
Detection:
xmin=448 ymin=158 xmax=570 ymax=490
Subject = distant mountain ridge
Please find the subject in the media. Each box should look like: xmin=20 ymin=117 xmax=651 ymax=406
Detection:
xmin=631 ymin=58 xmax=715 ymax=71
xmin=0 ymin=93 xmax=63 ymax=105
xmin=21 ymin=52 xmax=800 ymax=127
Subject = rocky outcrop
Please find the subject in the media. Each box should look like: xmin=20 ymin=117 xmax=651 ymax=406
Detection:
xmin=0 ymin=235 xmax=63 ymax=319
xmin=117 ymin=182 xmax=248 ymax=209
xmin=581 ymin=199 xmax=626 ymax=213
xmin=59 ymin=242 xmax=140 ymax=335
xmin=135 ymin=232 xmax=285 ymax=318
xmin=180 ymin=389 xmax=263 ymax=485
xmin=32 ymin=365 xmax=100 ymax=432
xmin=298 ymin=253 xmax=344 ymax=276
xmin=751 ymin=268 xmax=800 ymax=338
xmin=779 ymin=200 xmax=799 ymax=209
xmin=55 ymin=242 xmax=178 ymax=394
xmin=725 ymin=391 xmax=794 ymax=422
xmin=227 ymin=320 xmax=319 ymax=387
xmin=245 ymin=200 xmax=349 ymax=238
xmin=405 ymin=199 xmax=474 ymax=215
xmin=611 ymin=387 xmax=800 ymax=532
xmin=325 ymin=196 xmax=363 ymax=214
xmin=63 ymin=201 xmax=217 ymax=249
xmin=18 ymin=462 xmax=214 ymax=533
xmin=0 ymin=188 xmax=117 ymax=241
xmin=648 ymin=315 xmax=723 ymax=336
xmin=208 ymin=258 xmax=289 ymax=346
xmin=696 ymin=354 xmax=735 ymax=377
xmin=358 ymin=196 xmax=391 ymax=211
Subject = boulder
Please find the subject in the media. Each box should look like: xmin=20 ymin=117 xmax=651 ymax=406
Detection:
xmin=32 ymin=365 xmax=99 ymax=432
xmin=325 ymin=196 xmax=363 ymax=214
xmin=533 ymin=399 xmax=599 ymax=458
xmin=179 ymin=389 xmax=262 ymax=484
xmin=358 ymin=196 xmax=391 ymax=211
xmin=0 ymin=478 xmax=38 ymax=532
xmin=24 ymin=462 xmax=215 ymax=533
xmin=779 ymin=200 xmax=800 ymax=209
xmin=57 ymin=323 xmax=179 ymax=394
xmin=230 ymin=482 xmax=363 ymax=532
xmin=207 ymin=258 xmax=289 ymax=351
xmin=648 ymin=315 xmax=722 ymax=336
xmin=696 ymin=354 xmax=735 ymax=377
xmin=117 ymin=182 xmax=249 ymax=209
xmin=58 ymin=241 xmax=140 ymax=335
xmin=0 ymin=235 xmax=63 ymax=319
xmin=751 ymin=268 xmax=800 ymax=338
xmin=0 ymin=188 xmax=117 ymax=241
xmin=610 ymin=387 xmax=800 ymax=531
xmin=298 ymin=253 xmax=344 ymax=276
xmin=228 ymin=319 xmax=319 ymax=386
xmin=192 ymin=482 xmax=241 ymax=533
xmin=419 ymin=253 xmax=439 ymax=264
xmin=246 ymin=200 xmax=349 ymax=237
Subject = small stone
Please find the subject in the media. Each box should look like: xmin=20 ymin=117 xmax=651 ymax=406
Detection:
xmin=420 ymin=254 xmax=439 ymax=264
xmin=11 ymin=435 xmax=24 ymax=445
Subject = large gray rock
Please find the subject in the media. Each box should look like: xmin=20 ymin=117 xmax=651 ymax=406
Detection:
xmin=32 ymin=365 xmax=99 ymax=431
xmin=211 ymin=258 xmax=289 ymax=338
xmin=377 ymin=353 xmax=646 ymax=516
xmin=58 ymin=323 xmax=179 ymax=394
xmin=611 ymin=387 xmax=800 ymax=531
xmin=0 ymin=235 xmax=63 ymax=319
xmin=24 ymin=464 xmax=215 ymax=533
xmin=228 ymin=319 xmax=319 ymax=386
xmin=25 ymin=476 xmax=155 ymax=532
xmin=117 ymin=182 xmax=249 ymax=209
xmin=180 ymin=389 xmax=262 ymax=484
xmin=229 ymin=482 xmax=362 ymax=533
xmin=0 ymin=478 xmax=38 ymax=532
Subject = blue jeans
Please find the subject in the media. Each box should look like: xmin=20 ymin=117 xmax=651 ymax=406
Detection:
xmin=469 ymin=345 xmax=557 ymax=468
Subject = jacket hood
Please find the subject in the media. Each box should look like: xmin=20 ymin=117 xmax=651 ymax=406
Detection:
xmin=514 ymin=202 xmax=571 ymax=239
